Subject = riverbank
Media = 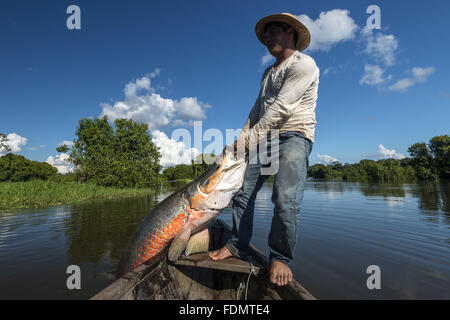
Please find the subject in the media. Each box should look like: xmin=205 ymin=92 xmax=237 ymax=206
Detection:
xmin=0 ymin=180 xmax=155 ymax=210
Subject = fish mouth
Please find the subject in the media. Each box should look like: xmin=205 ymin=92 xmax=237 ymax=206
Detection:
xmin=219 ymin=148 xmax=247 ymax=174
xmin=189 ymin=146 xmax=247 ymax=211
xmin=199 ymin=149 xmax=246 ymax=194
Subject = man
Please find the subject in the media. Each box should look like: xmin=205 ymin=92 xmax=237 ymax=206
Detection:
xmin=209 ymin=13 xmax=319 ymax=287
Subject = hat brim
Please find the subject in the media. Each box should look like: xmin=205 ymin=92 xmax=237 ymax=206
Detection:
xmin=255 ymin=13 xmax=311 ymax=52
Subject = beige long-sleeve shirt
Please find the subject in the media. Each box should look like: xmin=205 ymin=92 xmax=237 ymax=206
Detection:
xmin=239 ymin=50 xmax=320 ymax=149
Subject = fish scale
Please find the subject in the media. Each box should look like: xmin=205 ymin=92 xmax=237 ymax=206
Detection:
xmin=124 ymin=211 xmax=187 ymax=274
xmin=117 ymin=149 xmax=247 ymax=277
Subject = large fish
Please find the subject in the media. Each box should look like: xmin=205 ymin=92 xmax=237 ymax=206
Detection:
xmin=117 ymin=148 xmax=247 ymax=276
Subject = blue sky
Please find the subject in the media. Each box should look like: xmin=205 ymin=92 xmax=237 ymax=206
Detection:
xmin=1 ymin=0 xmax=449 ymax=172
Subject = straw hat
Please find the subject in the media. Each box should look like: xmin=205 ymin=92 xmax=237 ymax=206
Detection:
xmin=255 ymin=13 xmax=311 ymax=51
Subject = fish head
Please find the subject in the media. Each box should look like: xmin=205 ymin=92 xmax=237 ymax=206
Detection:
xmin=192 ymin=147 xmax=247 ymax=211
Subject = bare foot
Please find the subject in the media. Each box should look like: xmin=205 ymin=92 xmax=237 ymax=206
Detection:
xmin=270 ymin=261 xmax=293 ymax=286
xmin=208 ymin=246 xmax=233 ymax=261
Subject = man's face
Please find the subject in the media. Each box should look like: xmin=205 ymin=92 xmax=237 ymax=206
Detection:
xmin=264 ymin=24 xmax=294 ymax=55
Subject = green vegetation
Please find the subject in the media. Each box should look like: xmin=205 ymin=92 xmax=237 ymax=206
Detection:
xmin=308 ymin=159 xmax=417 ymax=183
xmin=163 ymin=164 xmax=194 ymax=181
xmin=308 ymin=135 xmax=449 ymax=182
xmin=0 ymin=119 xmax=161 ymax=210
xmin=69 ymin=116 xmax=161 ymax=188
xmin=0 ymin=153 xmax=58 ymax=182
xmin=0 ymin=180 xmax=153 ymax=210
xmin=162 ymin=153 xmax=214 ymax=181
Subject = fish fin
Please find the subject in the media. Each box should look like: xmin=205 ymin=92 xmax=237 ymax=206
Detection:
xmin=185 ymin=228 xmax=210 ymax=256
xmin=168 ymin=223 xmax=192 ymax=262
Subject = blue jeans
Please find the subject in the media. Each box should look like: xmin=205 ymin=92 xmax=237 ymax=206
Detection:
xmin=225 ymin=131 xmax=313 ymax=265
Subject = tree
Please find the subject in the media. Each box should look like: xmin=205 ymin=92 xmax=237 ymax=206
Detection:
xmin=303 ymin=135 xmax=448 ymax=183
xmin=408 ymin=142 xmax=436 ymax=180
xmin=69 ymin=116 xmax=161 ymax=188
xmin=428 ymin=135 xmax=450 ymax=179
xmin=163 ymin=164 xmax=193 ymax=181
xmin=0 ymin=153 xmax=57 ymax=182
xmin=307 ymin=163 xmax=327 ymax=178
xmin=56 ymin=144 xmax=70 ymax=153
xmin=0 ymin=133 xmax=11 ymax=153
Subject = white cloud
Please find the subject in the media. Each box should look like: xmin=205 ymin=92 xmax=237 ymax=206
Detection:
xmin=316 ymin=154 xmax=339 ymax=165
xmin=377 ymin=144 xmax=405 ymax=159
xmin=361 ymin=27 xmax=398 ymax=67
xmin=0 ymin=133 xmax=27 ymax=156
xmin=124 ymin=76 xmax=152 ymax=97
xmin=46 ymin=153 xmax=74 ymax=174
xmin=357 ymin=27 xmax=399 ymax=89
xmin=389 ymin=66 xmax=435 ymax=92
xmin=100 ymin=69 xmax=211 ymax=131
xmin=298 ymin=9 xmax=359 ymax=52
xmin=360 ymin=64 xmax=392 ymax=86
xmin=362 ymin=144 xmax=405 ymax=160
xmin=388 ymin=78 xmax=414 ymax=92
xmin=146 ymin=68 xmax=161 ymax=79
xmin=412 ymin=67 xmax=436 ymax=81
xmin=151 ymin=130 xmax=200 ymax=168
xmin=176 ymin=97 xmax=210 ymax=120
xmin=322 ymin=62 xmax=350 ymax=76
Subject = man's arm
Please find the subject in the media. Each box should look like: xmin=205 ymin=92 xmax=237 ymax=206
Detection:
xmin=238 ymin=98 xmax=259 ymax=138
xmin=234 ymin=98 xmax=259 ymax=154
xmin=234 ymin=73 xmax=266 ymax=151
xmin=245 ymin=55 xmax=319 ymax=149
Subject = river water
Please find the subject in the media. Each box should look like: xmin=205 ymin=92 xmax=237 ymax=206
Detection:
xmin=0 ymin=180 xmax=449 ymax=299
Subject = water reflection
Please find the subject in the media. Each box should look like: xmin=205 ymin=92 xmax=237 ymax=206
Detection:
xmin=360 ymin=182 xmax=406 ymax=198
xmin=440 ymin=181 xmax=450 ymax=221
xmin=63 ymin=194 xmax=162 ymax=271
xmin=308 ymin=179 xmax=450 ymax=225
xmin=410 ymin=180 xmax=450 ymax=225
xmin=0 ymin=180 xmax=449 ymax=299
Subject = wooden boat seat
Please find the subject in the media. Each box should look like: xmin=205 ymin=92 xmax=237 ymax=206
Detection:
xmin=173 ymin=253 xmax=262 ymax=276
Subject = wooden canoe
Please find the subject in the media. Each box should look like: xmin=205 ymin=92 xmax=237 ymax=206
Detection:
xmin=91 ymin=219 xmax=315 ymax=300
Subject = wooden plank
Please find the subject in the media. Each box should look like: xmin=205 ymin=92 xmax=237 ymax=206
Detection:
xmin=173 ymin=253 xmax=261 ymax=276
xmin=91 ymin=263 xmax=149 ymax=300
xmin=90 ymin=250 xmax=166 ymax=300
